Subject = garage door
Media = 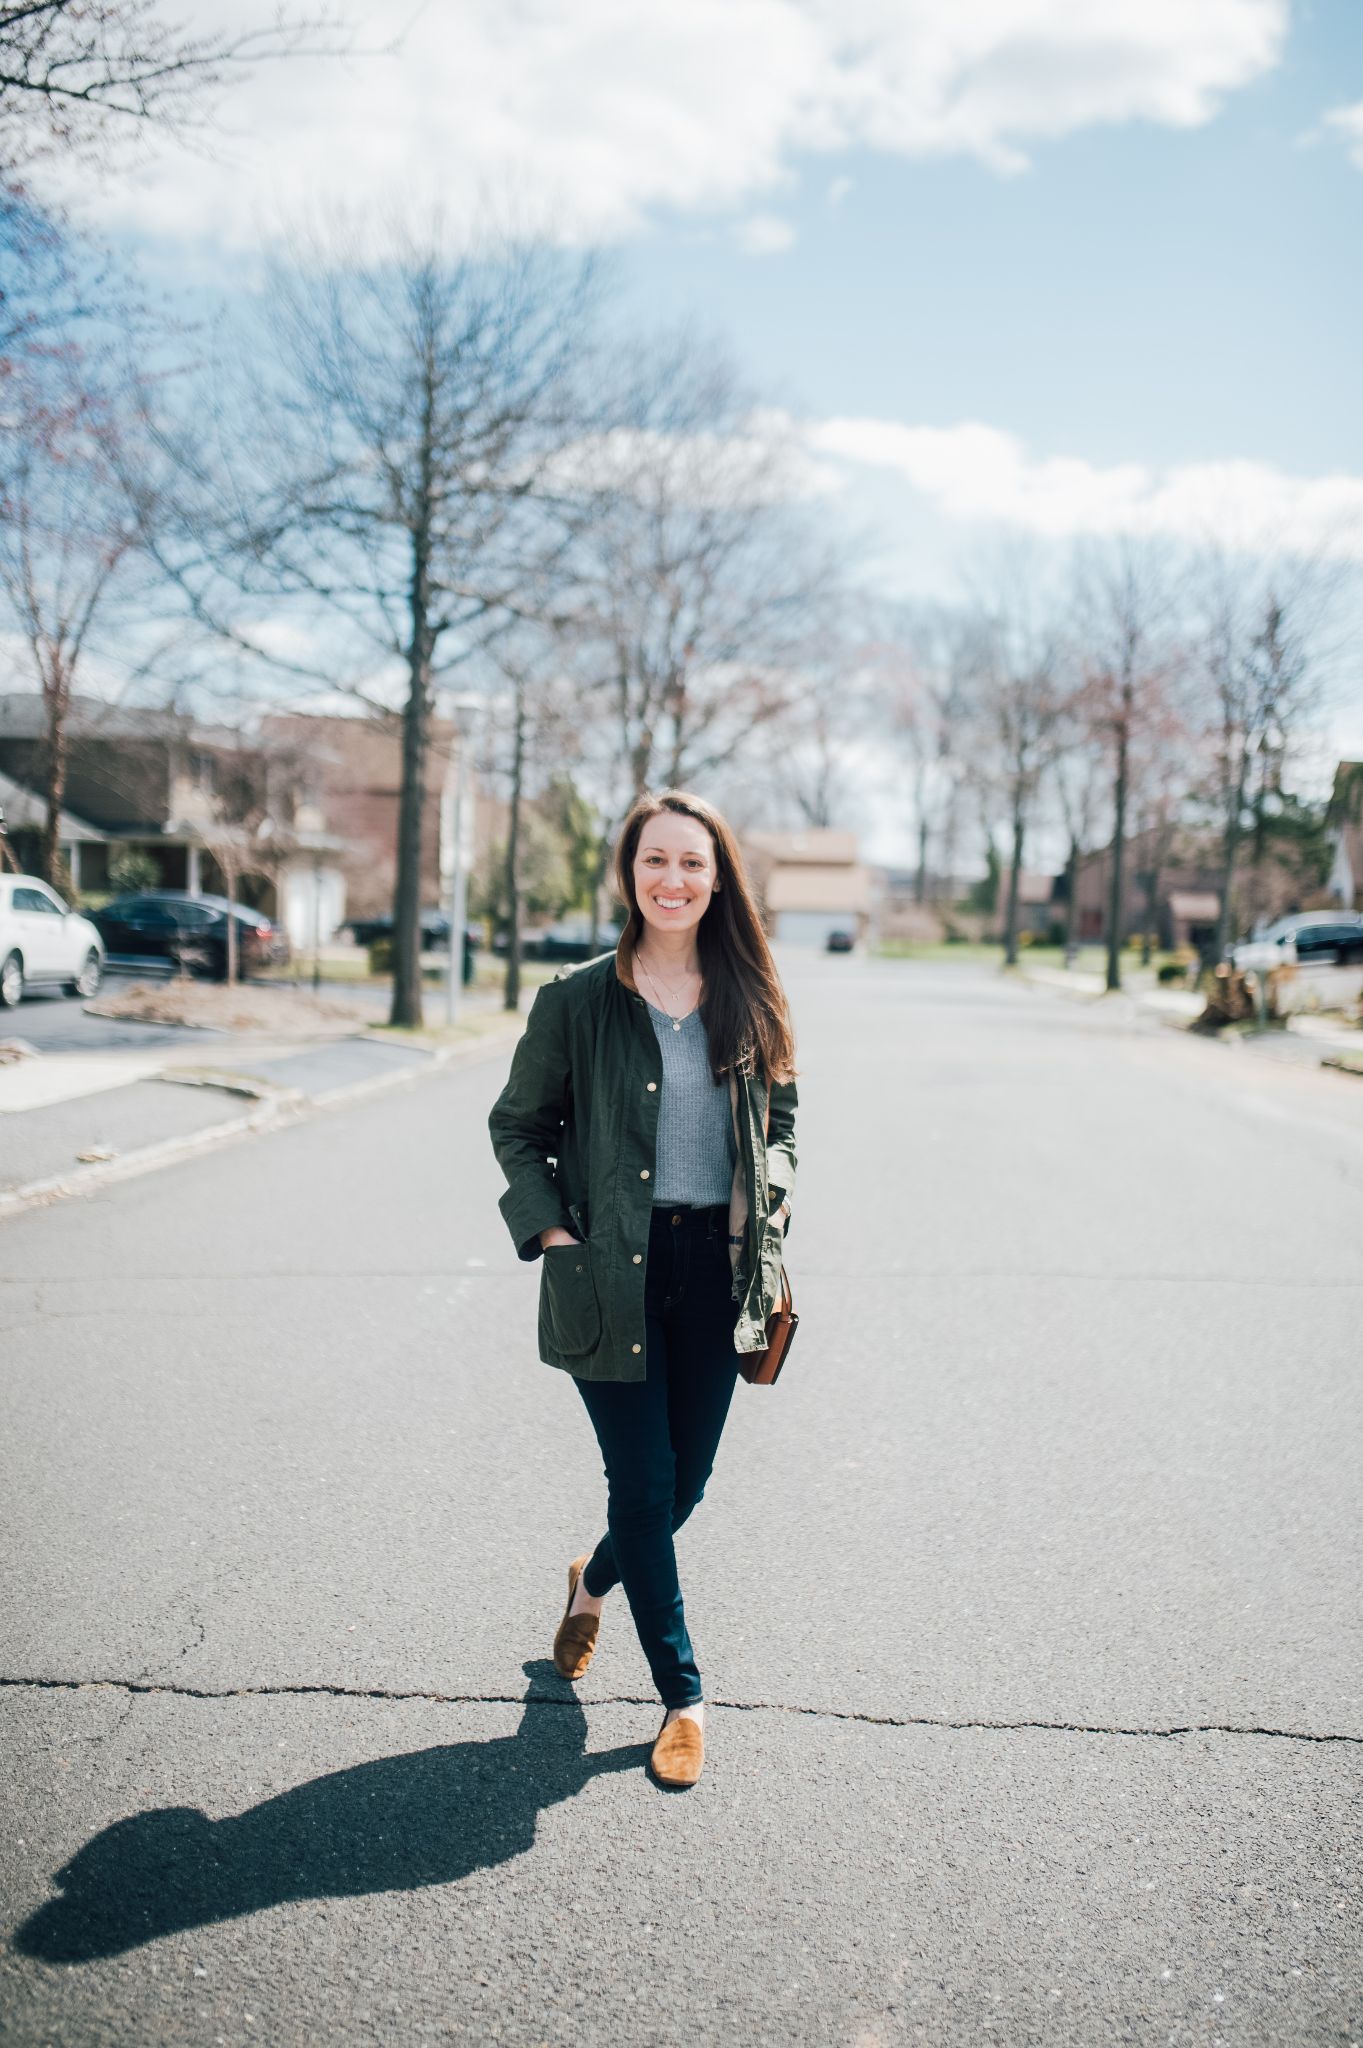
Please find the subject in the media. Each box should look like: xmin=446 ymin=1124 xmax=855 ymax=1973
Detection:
xmin=775 ymin=910 xmax=853 ymax=946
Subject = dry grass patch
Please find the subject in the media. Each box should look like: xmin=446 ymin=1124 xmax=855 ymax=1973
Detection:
xmin=87 ymin=980 xmax=369 ymax=1036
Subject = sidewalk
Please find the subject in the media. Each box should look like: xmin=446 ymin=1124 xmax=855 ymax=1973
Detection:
xmin=1016 ymin=960 xmax=1363 ymax=1066
xmin=0 ymin=991 xmax=524 ymax=1216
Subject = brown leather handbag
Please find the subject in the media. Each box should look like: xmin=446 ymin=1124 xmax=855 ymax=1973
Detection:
xmin=739 ymin=1263 xmax=798 ymax=1385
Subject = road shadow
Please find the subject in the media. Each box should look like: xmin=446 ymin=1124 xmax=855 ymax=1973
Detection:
xmin=14 ymin=1662 xmax=641 ymax=1963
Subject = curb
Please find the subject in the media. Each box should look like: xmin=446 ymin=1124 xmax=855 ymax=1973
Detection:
xmin=0 ymin=1011 xmax=524 ymax=1225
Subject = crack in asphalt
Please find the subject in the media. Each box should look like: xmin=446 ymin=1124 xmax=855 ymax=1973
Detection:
xmin=1 ymin=1674 xmax=1358 ymax=1744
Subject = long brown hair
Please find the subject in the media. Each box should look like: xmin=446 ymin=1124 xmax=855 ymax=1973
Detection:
xmin=614 ymin=789 xmax=797 ymax=1085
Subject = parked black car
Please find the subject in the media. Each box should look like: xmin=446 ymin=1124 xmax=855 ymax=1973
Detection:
xmin=825 ymin=928 xmax=855 ymax=953
xmin=88 ymin=892 xmax=288 ymax=979
xmin=343 ymin=908 xmax=466 ymax=950
xmin=494 ymin=917 xmax=623 ymax=963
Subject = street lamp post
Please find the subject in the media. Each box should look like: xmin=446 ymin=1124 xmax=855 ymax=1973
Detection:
xmin=441 ymin=693 xmax=482 ymax=1027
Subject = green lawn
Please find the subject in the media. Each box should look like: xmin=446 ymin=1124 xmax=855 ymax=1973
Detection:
xmin=872 ymin=940 xmax=1186 ymax=980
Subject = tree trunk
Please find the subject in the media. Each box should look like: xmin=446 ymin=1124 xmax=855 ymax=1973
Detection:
xmin=1141 ymin=828 xmax=1170 ymax=966
xmin=40 ymin=675 xmax=70 ymax=890
xmin=1213 ymin=737 xmax=1248 ymax=963
xmin=502 ymin=682 xmax=525 ymax=1013
xmin=915 ymin=808 xmax=929 ymax=904
xmin=391 ymin=427 xmax=436 ymax=1029
xmin=1140 ymin=873 xmax=1157 ymax=967
xmin=1105 ymin=695 xmax=1131 ymax=993
xmin=223 ymin=856 xmax=238 ymax=984
xmin=1064 ymin=834 xmax=1080 ymax=962
xmin=1003 ymin=809 xmax=1024 ymax=966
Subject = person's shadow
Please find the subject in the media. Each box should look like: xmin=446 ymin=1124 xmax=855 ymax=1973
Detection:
xmin=14 ymin=1662 xmax=641 ymax=1964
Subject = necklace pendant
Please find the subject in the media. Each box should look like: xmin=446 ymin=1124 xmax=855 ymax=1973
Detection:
xmin=673 ymin=1018 xmax=681 ymax=1031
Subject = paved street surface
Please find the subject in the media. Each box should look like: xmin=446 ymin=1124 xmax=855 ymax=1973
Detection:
xmin=2 ymin=956 xmax=1361 ymax=2046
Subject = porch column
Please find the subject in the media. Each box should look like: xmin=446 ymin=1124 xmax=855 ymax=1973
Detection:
xmin=187 ymin=844 xmax=201 ymax=894
xmin=67 ymin=841 xmax=81 ymax=895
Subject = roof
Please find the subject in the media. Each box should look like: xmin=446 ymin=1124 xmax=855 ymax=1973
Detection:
xmin=0 ymin=768 xmax=109 ymax=842
xmin=1168 ymin=890 xmax=1221 ymax=920
xmin=764 ymin=863 xmax=872 ymax=913
xmin=1000 ymin=867 xmax=1057 ymax=906
xmin=743 ymin=828 xmax=861 ymax=866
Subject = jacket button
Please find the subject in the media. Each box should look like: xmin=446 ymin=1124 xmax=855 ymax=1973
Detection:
xmin=632 ymin=1342 xmax=642 ymax=1354
xmin=640 ymin=1168 xmax=649 ymax=1179
xmin=633 ymin=1254 xmax=642 ymax=1264
xmin=647 ymin=1081 xmax=657 ymax=1091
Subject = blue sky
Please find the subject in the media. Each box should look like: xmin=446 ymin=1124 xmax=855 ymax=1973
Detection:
xmin=65 ymin=0 xmax=1363 ymax=783
xmin=622 ymin=3 xmax=1360 ymax=478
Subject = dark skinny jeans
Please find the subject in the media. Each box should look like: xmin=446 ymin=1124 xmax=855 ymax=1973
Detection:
xmin=575 ymin=1202 xmax=741 ymax=1709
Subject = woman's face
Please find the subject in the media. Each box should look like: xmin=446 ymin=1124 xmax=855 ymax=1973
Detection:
xmin=632 ymin=810 xmax=720 ymax=942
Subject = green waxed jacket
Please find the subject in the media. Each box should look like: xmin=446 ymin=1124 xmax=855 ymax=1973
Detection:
xmin=488 ymin=947 xmax=798 ymax=1382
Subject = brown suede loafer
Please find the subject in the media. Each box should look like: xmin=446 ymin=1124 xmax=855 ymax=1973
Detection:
xmin=552 ymin=1554 xmax=599 ymax=1681
xmin=649 ymin=1713 xmax=704 ymax=1789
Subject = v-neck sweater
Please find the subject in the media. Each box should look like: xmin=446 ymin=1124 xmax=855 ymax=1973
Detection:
xmin=644 ymin=1003 xmax=737 ymax=1205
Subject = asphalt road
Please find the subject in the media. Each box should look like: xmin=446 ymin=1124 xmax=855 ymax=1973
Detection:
xmin=2 ymin=954 xmax=1361 ymax=2046
xmin=1 ymin=971 xmax=202 ymax=1054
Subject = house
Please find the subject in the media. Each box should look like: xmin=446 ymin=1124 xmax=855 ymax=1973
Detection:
xmin=0 ymin=694 xmax=349 ymax=947
xmin=994 ymin=868 xmax=1061 ymax=941
xmin=740 ymin=828 xmax=871 ymax=945
xmin=0 ymin=765 xmax=109 ymax=881
xmin=868 ymin=867 xmax=978 ymax=943
xmin=1071 ymin=826 xmax=1224 ymax=953
xmin=1327 ymin=762 xmax=1363 ymax=910
xmin=262 ymin=711 xmax=483 ymax=926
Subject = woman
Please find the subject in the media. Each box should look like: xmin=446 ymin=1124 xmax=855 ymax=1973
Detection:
xmin=488 ymin=789 xmax=798 ymax=1790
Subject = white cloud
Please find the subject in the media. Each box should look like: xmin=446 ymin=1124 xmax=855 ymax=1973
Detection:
xmin=546 ymin=419 xmax=840 ymax=506
xmin=733 ymin=213 xmax=797 ymax=254
xmin=59 ymin=0 xmax=1288 ymax=247
xmin=1322 ymin=99 xmax=1363 ymax=170
xmin=809 ymin=416 xmax=1363 ymax=560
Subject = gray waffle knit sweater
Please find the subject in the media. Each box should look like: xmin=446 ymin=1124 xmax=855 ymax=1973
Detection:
xmin=646 ymin=1004 xmax=736 ymax=1204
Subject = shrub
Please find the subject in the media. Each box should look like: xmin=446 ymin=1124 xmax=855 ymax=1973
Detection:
xmin=1157 ymin=961 xmax=1187 ymax=984
xmin=109 ymin=847 xmax=160 ymax=895
xmin=367 ymin=938 xmax=393 ymax=977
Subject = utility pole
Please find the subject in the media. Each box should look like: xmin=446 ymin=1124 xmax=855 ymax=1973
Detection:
xmin=441 ymin=694 xmax=482 ymax=1027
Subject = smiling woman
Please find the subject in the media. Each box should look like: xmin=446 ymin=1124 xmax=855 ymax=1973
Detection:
xmin=488 ymin=787 xmax=798 ymax=1791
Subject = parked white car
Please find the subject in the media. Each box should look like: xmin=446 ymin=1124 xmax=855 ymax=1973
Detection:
xmin=0 ymin=874 xmax=105 ymax=1006
xmin=1231 ymin=910 xmax=1363 ymax=974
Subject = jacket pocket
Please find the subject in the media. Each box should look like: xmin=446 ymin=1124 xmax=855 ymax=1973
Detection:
xmin=539 ymin=1242 xmax=602 ymax=1357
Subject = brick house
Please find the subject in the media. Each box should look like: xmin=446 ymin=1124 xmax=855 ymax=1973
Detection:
xmin=0 ymin=694 xmax=349 ymax=946
xmin=1327 ymin=762 xmax=1363 ymax=909
xmin=1071 ymin=826 xmax=1224 ymax=953
xmin=261 ymin=710 xmax=490 ymax=925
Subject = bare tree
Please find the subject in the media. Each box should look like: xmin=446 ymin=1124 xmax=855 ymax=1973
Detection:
xmin=560 ymin=334 xmax=840 ymax=902
xmin=1070 ymin=541 xmax=1182 ymax=990
xmin=871 ymin=604 xmax=972 ymax=905
xmin=145 ymin=220 xmax=598 ymax=1026
xmin=1195 ymin=558 xmax=1332 ymax=958
xmin=0 ymin=337 xmax=147 ymax=886
xmin=961 ymin=562 xmax=1064 ymax=967
xmin=1049 ymin=676 xmax=1109 ymax=963
xmin=0 ymin=1 xmax=330 ymax=174
xmin=479 ymin=627 xmax=585 ymax=1011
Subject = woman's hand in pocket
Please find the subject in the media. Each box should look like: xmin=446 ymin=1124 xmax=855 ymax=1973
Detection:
xmin=540 ymin=1225 xmax=579 ymax=1250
